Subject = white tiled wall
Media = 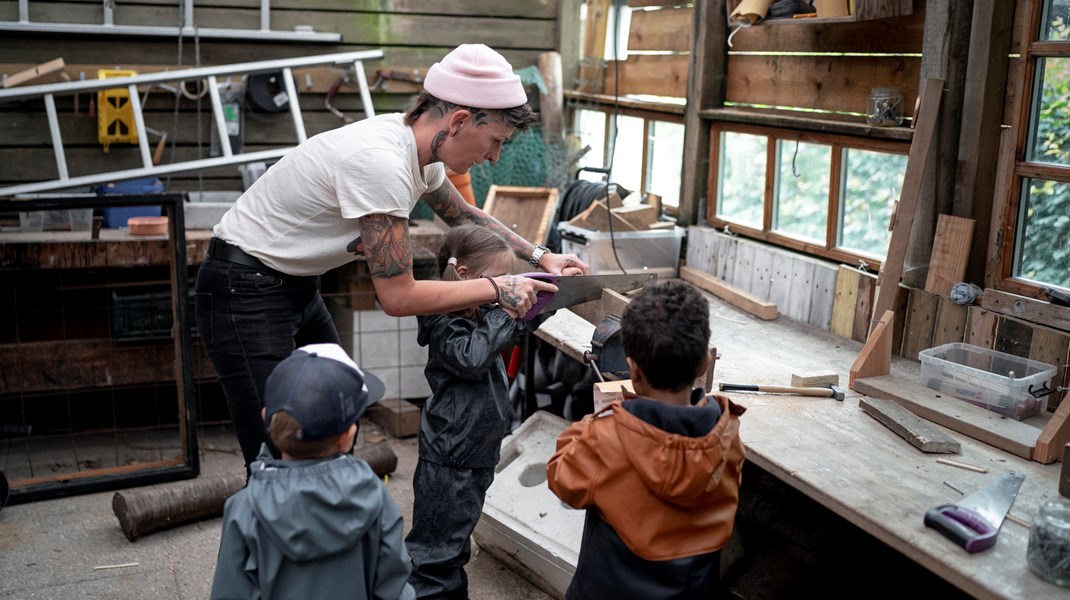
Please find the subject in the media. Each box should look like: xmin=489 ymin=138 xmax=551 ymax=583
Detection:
xmin=353 ymin=310 xmax=431 ymax=401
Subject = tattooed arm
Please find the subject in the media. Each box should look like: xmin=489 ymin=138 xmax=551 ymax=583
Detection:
xmin=358 ymin=213 xmax=558 ymax=317
xmin=420 ymin=181 xmax=590 ymax=275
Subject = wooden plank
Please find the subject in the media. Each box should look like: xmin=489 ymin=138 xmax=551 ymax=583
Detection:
xmin=1034 ymin=390 xmax=1070 ymax=464
xmin=858 ymin=396 xmax=962 ymax=454
xmin=482 ymin=186 xmax=558 ymax=247
xmin=785 ymin=258 xmax=814 ymax=323
xmin=932 ymin=297 xmax=968 ymax=347
xmin=853 ymin=0 xmax=913 ymax=20
xmin=980 ymin=288 xmax=1070 ymax=332
xmin=966 ymin=306 xmax=999 ymax=349
xmin=716 ymin=235 xmax=738 ymax=283
xmin=603 ymin=54 xmax=689 ymax=98
xmin=923 ymin=214 xmax=975 ymax=298
xmin=994 ymin=315 xmax=1034 ymax=360
xmin=853 ymin=375 xmax=1042 ymax=460
xmin=732 ymin=241 xmax=755 ymax=291
xmin=725 ymin=55 xmax=921 ymax=115
xmin=1 ymin=58 xmax=69 ymax=88
xmin=749 ymin=244 xmax=775 ymax=299
xmin=627 ymin=5 xmax=692 ymax=53
xmin=849 ymin=310 xmax=893 ymax=388
xmin=725 ymin=8 xmax=923 ymax=53
xmin=901 ymin=288 xmax=940 ymax=361
xmin=610 ymin=204 xmax=659 ymax=230
xmin=851 ymin=269 xmax=877 ymax=343
xmin=680 ymin=266 xmax=777 ymax=321
xmin=871 ymin=78 xmax=944 ymax=332
xmin=767 ymin=253 xmax=793 ymax=318
xmin=684 ymin=226 xmax=719 ymax=272
xmin=807 ymin=262 xmax=837 ymax=331
xmin=701 ymin=107 xmax=915 ymax=141
xmin=830 ymin=265 xmax=861 ymax=338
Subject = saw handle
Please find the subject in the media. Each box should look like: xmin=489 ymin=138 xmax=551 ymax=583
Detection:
xmin=516 ymin=272 xmax=557 ymax=323
xmin=923 ymin=504 xmax=998 ymax=553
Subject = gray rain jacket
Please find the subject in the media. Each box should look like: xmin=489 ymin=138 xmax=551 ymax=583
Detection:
xmin=210 ymin=444 xmax=415 ymax=600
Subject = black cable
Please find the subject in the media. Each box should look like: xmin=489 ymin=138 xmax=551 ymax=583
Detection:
xmin=603 ymin=0 xmax=628 ymax=274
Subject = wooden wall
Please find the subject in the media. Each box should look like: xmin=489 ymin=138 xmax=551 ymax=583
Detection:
xmin=0 ymin=0 xmax=566 ymax=193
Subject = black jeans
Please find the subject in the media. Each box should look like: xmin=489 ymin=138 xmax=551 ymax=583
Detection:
xmin=194 ymin=240 xmax=340 ymax=467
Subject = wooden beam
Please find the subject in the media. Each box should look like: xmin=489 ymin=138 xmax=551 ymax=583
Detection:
xmin=859 ymin=396 xmax=962 ymax=454
xmin=680 ymin=266 xmax=777 ymax=321
xmin=831 ymin=265 xmax=861 ymax=338
xmin=680 ymin=0 xmax=726 ymax=227
xmin=850 ymin=310 xmax=894 ymax=388
xmin=870 ymin=77 xmax=944 ymax=334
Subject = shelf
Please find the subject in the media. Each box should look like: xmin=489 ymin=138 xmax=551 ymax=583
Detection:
xmin=700 ymin=107 xmax=914 ymax=141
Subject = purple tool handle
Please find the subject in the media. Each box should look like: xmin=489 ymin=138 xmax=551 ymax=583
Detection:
xmin=516 ymin=272 xmax=557 ymax=322
xmin=923 ymin=504 xmax=997 ymax=553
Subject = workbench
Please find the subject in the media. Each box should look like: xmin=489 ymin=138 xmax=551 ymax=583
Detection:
xmin=535 ymin=291 xmax=1066 ymax=599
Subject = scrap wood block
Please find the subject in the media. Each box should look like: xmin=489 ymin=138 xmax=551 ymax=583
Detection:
xmin=859 ymin=396 xmax=961 ymax=454
xmin=594 ymin=379 xmax=634 ymax=412
xmin=365 ymin=399 xmax=421 ymax=438
xmin=568 ymin=199 xmax=638 ymax=232
xmin=791 ymin=370 xmax=839 ymax=388
xmin=3 ymin=58 xmax=69 ymax=88
xmin=610 ymin=204 xmax=659 ymax=229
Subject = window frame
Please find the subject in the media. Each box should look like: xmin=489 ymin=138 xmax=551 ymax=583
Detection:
xmin=994 ymin=0 xmax=1070 ymax=296
xmin=565 ymin=95 xmax=686 ymax=214
xmin=707 ymin=121 xmax=910 ymax=271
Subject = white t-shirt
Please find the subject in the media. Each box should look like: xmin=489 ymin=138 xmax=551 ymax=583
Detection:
xmin=214 ymin=113 xmax=446 ymax=276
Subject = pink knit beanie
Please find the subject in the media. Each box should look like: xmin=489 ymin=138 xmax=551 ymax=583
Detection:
xmin=423 ymin=44 xmax=527 ymax=109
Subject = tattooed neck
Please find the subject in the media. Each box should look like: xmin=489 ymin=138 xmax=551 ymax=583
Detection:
xmin=430 ymin=130 xmax=447 ymax=163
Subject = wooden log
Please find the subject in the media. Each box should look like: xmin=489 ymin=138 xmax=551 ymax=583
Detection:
xmin=113 ymin=473 xmax=245 ymax=542
xmin=111 ymin=442 xmax=398 ymax=541
xmin=859 ymin=396 xmax=961 ymax=454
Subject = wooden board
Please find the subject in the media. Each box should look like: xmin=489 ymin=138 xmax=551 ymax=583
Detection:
xmin=995 ymin=315 xmax=1034 ymax=359
xmin=627 ymin=5 xmax=692 ymax=53
xmin=966 ymin=305 xmax=998 ymax=349
xmin=849 ymin=310 xmax=893 ymax=387
xmin=831 ymin=265 xmax=861 ymax=338
xmin=851 ymin=269 xmax=877 ymax=343
xmin=853 ymin=375 xmax=1044 ymax=460
xmin=858 ymin=396 xmax=961 ymax=454
xmin=567 ymin=199 xmax=640 ymax=232
xmin=1029 ymin=326 xmax=1070 ymax=407
xmin=725 ymin=54 xmax=920 ymax=115
xmin=932 ymin=297 xmax=969 ymax=347
xmin=1034 ymin=390 xmax=1070 ymax=464
xmin=602 ymin=54 xmax=689 ymax=98
xmin=923 ymin=214 xmax=975 ymax=298
xmin=901 ymin=288 xmax=939 ymax=361
xmin=2 ymin=58 xmax=69 ymax=88
xmin=785 ymin=258 xmax=815 ymax=324
xmin=732 ymin=241 xmax=756 ymax=291
xmin=750 ymin=243 xmax=775 ymax=299
xmin=807 ymin=262 xmax=837 ymax=331
xmin=980 ymin=288 xmax=1070 ymax=332
xmin=483 ymin=186 xmax=558 ymax=247
xmin=767 ymin=253 xmax=793 ymax=318
xmin=680 ymin=266 xmax=777 ymax=321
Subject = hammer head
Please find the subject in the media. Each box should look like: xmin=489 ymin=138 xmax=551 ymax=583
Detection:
xmin=830 ymin=385 xmax=846 ymax=401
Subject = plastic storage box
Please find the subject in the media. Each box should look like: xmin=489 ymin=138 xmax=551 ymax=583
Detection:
xmin=558 ymin=222 xmax=685 ymax=278
xmin=918 ymin=342 xmax=1057 ymax=420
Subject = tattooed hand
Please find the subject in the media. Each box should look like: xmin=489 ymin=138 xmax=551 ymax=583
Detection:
xmin=491 ymin=274 xmax=558 ymax=319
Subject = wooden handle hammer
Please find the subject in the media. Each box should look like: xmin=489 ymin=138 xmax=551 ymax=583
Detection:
xmin=718 ymin=382 xmax=846 ymax=401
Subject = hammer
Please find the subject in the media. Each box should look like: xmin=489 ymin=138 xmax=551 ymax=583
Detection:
xmin=718 ymin=382 xmax=846 ymax=401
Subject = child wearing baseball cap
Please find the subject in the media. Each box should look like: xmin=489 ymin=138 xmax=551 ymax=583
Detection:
xmin=210 ymin=343 xmax=415 ymax=600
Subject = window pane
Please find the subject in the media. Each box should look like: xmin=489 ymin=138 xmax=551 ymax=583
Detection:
xmin=574 ymin=109 xmax=607 ymax=182
xmin=716 ymin=131 xmax=765 ymax=229
xmin=1041 ymin=0 xmax=1070 ymax=40
xmin=774 ymin=140 xmax=830 ymax=243
xmin=1015 ymin=178 xmax=1070 ymax=288
xmin=838 ymin=148 xmax=907 ymax=257
xmin=1028 ymin=57 xmax=1070 ymax=166
xmin=647 ymin=120 xmax=684 ymax=208
xmin=610 ymin=115 xmax=643 ymax=194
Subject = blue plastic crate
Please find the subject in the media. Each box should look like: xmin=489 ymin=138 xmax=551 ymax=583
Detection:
xmin=94 ymin=178 xmax=165 ymax=228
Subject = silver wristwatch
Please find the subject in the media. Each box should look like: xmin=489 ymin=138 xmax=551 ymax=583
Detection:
xmin=528 ymin=244 xmax=549 ymax=266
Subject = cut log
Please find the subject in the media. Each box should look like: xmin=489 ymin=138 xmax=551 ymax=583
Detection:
xmin=859 ymin=396 xmax=961 ymax=454
xmin=112 ymin=443 xmax=397 ymax=541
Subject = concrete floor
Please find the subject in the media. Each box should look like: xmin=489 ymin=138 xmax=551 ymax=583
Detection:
xmin=0 ymin=422 xmax=554 ymax=600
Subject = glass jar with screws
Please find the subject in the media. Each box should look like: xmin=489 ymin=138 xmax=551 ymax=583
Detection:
xmin=1027 ymin=499 xmax=1070 ymax=587
xmin=866 ymin=87 xmax=904 ymax=127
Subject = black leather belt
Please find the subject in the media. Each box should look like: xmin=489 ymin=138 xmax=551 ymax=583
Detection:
xmin=208 ymin=237 xmax=276 ymax=272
